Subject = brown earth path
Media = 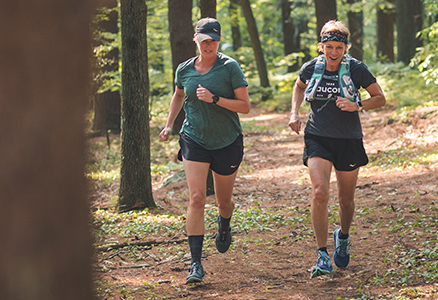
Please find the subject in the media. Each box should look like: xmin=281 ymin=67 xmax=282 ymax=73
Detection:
xmin=95 ymin=105 xmax=438 ymax=300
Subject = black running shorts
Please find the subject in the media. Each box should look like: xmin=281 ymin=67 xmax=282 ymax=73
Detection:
xmin=303 ymin=133 xmax=368 ymax=171
xmin=178 ymin=132 xmax=244 ymax=176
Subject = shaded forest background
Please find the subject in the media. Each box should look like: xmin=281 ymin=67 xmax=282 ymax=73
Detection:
xmin=86 ymin=1 xmax=438 ymax=299
xmin=90 ymin=0 xmax=438 ymax=210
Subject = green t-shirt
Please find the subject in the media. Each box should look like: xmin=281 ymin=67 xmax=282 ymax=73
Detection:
xmin=175 ymin=52 xmax=248 ymax=150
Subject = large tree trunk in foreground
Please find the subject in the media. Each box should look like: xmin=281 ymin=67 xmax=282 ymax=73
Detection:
xmin=0 ymin=1 xmax=94 ymax=299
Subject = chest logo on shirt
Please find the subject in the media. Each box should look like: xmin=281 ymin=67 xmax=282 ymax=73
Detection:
xmin=315 ymin=81 xmax=340 ymax=99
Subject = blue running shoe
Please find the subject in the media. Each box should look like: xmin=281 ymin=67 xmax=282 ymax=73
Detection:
xmin=186 ymin=262 xmax=205 ymax=284
xmin=311 ymin=250 xmax=334 ymax=278
xmin=333 ymin=228 xmax=350 ymax=269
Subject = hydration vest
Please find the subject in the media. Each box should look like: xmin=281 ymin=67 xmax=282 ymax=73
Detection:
xmin=304 ymin=54 xmax=359 ymax=103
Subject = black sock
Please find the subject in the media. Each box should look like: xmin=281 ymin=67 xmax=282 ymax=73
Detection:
xmin=188 ymin=235 xmax=203 ymax=264
xmin=339 ymin=230 xmax=349 ymax=239
xmin=219 ymin=215 xmax=231 ymax=230
xmin=318 ymin=247 xmax=328 ymax=254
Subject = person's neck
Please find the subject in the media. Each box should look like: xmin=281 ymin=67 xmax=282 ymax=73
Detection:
xmin=198 ymin=52 xmax=218 ymax=66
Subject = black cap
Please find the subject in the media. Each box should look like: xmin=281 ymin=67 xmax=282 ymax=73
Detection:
xmin=195 ymin=18 xmax=221 ymax=42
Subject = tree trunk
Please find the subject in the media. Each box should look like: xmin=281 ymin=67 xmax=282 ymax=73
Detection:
xmin=376 ymin=0 xmax=395 ymax=62
xmin=347 ymin=0 xmax=364 ymax=61
xmin=229 ymin=0 xmax=242 ymax=51
xmin=119 ymin=0 xmax=155 ymax=211
xmin=93 ymin=0 xmax=121 ymax=135
xmin=240 ymin=0 xmax=270 ymax=94
xmin=314 ymin=0 xmax=337 ymax=39
xmin=168 ymin=0 xmax=196 ymax=135
xmin=0 ymin=1 xmax=93 ymax=299
xmin=396 ymin=0 xmax=423 ymax=65
xmin=281 ymin=0 xmax=300 ymax=72
xmin=199 ymin=0 xmax=217 ymax=18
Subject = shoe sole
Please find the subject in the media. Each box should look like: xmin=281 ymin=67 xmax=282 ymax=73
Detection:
xmin=311 ymin=267 xmax=333 ymax=278
xmin=186 ymin=274 xmax=205 ymax=284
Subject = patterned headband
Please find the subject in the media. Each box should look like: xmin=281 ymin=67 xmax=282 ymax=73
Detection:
xmin=321 ymin=31 xmax=348 ymax=44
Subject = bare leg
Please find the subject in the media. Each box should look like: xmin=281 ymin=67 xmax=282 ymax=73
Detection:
xmin=335 ymin=168 xmax=359 ymax=235
xmin=307 ymin=157 xmax=333 ymax=249
xmin=213 ymin=170 xmax=238 ymax=219
xmin=183 ymin=159 xmax=210 ymax=236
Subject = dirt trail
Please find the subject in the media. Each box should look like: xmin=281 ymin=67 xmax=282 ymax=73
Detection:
xmin=95 ymin=106 xmax=438 ymax=300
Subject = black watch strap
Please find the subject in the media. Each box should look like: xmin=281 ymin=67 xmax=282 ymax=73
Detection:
xmin=212 ymin=95 xmax=220 ymax=104
xmin=212 ymin=95 xmax=219 ymax=104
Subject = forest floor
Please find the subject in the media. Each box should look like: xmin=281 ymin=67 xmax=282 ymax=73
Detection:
xmin=92 ymin=104 xmax=438 ymax=300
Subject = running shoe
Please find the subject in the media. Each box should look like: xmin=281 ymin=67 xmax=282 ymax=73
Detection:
xmin=186 ymin=261 xmax=205 ymax=284
xmin=311 ymin=250 xmax=334 ymax=278
xmin=215 ymin=216 xmax=232 ymax=253
xmin=333 ymin=228 xmax=350 ymax=269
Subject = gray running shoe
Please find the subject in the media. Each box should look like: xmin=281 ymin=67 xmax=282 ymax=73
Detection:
xmin=186 ymin=261 xmax=205 ymax=284
xmin=215 ymin=216 xmax=232 ymax=253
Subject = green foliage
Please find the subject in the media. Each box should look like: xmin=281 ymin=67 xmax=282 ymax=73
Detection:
xmin=92 ymin=5 xmax=121 ymax=94
xmin=370 ymin=62 xmax=438 ymax=109
xmin=412 ymin=22 xmax=438 ymax=85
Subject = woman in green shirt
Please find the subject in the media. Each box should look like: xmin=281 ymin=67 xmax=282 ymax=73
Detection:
xmin=159 ymin=18 xmax=250 ymax=284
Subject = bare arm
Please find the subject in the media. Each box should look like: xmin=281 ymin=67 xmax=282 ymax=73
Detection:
xmin=196 ymin=85 xmax=250 ymax=114
xmin=361 ymin=82 xmax=386 ymax=110
xmin=336 ymin=82 xmax=386 ymax=112
xmin=159 ymin=86 xmax=185 ymax=141
xmin=288 ymin=78 xmax=307 ymax=134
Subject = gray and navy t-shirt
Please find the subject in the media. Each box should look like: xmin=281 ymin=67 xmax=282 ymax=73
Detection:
xmin=176 ymin=52 xmax=248 ymax=150
xmin=299 ymin=57 xmax=376 ymax=139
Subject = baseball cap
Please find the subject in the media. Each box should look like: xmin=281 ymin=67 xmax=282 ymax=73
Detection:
xmin=195 ymin=18 xmax=221 ymax=42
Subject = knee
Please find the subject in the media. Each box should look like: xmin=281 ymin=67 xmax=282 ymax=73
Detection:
xmin=217 ymin=199 xmax=235 ymax=211
xmin=312 ymin=185 xmax=329 ymax=206
xmin=339 ymin=197 xmax=354 ymax=211
xmin=189 ymin=191 xmax=206 ymax=210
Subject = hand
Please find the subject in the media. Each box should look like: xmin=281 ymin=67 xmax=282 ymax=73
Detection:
xmin=288 ymin=114 xmax=301 ymax=134
xmin=159 ymin=127 xmax=172 ymax=141
xmin=336 ymin=97 xmax=359 ymax=112
xmin=196 ymin=84 xmax=214 ymax=103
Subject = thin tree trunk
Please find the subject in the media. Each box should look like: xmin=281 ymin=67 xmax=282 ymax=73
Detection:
xmin=199 ymin=0 xmax=217 ymax=18
xmin=168 ymin=0 xmax=195 ymax=135
xmin=347 ymin=0 xmax=363 ymax=61
xmin=281 ymin=0 xmax=299 ymax=72
xmin=93 ymin=0 xmax=121 ymax=135
xmin=119 ymin=0 xmax=155 ymax=211
xmin=396 ymin=0 xmax=423 ymax=65
xmin=314 ymin=0 xmax=337 ymax=39
xmin=229 ymin=0 xmax=242 ymax=51
xmin=0 ymin=1 xmax=93 ymax=299
xmin=240 ymin=0 xmax=270 ymax=93
xmin=376 ymin=0 xmax=395 ymax=62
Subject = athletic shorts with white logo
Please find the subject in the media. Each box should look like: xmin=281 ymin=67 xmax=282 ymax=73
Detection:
xmin=303 ymin=133 xmax=368 ymax=171
xmin=178 ymin=132 xmax=244 ymax=176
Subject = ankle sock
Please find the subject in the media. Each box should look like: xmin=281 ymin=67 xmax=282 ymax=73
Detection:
xmin=338 ymin=230 xmax=349 ymax=239
xmin=188 ymin=235 xmax=203 ymax=263
xmin=318 ymin=247 xmax=328 ymax=254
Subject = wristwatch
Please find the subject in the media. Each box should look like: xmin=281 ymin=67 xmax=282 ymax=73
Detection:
xmin=212 ymin=95 xmax=220 ymax=105
xmin=357 ymin=100 xmax=363 ymax=111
